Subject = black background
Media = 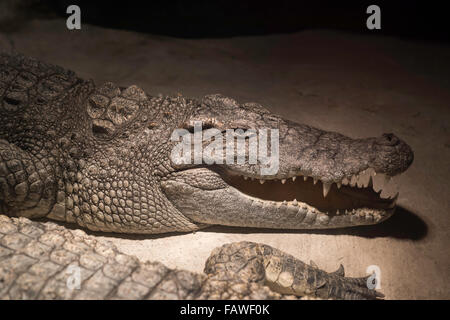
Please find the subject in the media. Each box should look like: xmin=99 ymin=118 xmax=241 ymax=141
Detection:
xmin=30 ymin=0 xmax=450 ymax=42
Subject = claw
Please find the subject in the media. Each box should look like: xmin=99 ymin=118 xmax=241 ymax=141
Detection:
xmin=331 ymin=264 xmax=345 ymax=277
xmin=315 ymin=279 xmax=327 ymax=290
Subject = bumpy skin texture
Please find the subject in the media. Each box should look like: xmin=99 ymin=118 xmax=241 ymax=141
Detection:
xmin=0 ymin=53 xmax=409 ymax=299
xmin=0 ymin=215 xmax=381 ymax=300
xmin=0 ymin=53 xmax=414 ymax=233
xmin=0 ymin=53 xmax=198 ymax=233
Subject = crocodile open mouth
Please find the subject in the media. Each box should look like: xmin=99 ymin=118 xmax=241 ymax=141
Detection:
xmin=221 ymin=168 xmax=399 ymax=218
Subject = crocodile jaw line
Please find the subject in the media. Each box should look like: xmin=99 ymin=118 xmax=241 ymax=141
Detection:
xmin=163 ymin=166 xmax=399 ymax=229
xmin=218 ymin=167 xmax=398 ymax=227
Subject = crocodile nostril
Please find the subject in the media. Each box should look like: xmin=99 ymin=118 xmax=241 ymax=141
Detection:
xmin=376 ymin=133 xmax=400 ymax=146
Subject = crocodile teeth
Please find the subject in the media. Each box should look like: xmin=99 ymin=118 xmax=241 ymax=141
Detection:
xmin=322 ymin=183 xmax=332 ymax=197
xmin=368 ymin=176 xmax=373 ymax=188
xmin=357 ymin=169 xmax=372 ymax=188
xmin=388 ymin=194 xmax=399 ymax=208
xmin=236 ymin=167 xmax=398 ymax=207
xmin=388 ymin=192 xmax=399 ymax=202
xmin=384 ymin=175 xmax=392 ymax=184
xmin=350 ymin=175 xmax=357 ymax=187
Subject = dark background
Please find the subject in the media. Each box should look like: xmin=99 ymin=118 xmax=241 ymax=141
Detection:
xmin=13 ymin=0 xmax=450 ymax=42
xmin=0 ymin=0 xmax=448 ymax=301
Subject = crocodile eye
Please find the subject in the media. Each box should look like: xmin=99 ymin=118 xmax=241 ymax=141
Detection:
xmin=184 ymin=120 xmax=215 ymax=134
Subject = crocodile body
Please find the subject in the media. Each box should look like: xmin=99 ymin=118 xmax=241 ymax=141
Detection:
xmin=0 ymin=53 xmax=413 ymax=299
xmin=0 ymin=215 xmax=382 ymax=299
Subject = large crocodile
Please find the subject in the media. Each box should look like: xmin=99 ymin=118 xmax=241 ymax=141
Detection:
xmin=0 ymin=53 xmax=413 ymax=299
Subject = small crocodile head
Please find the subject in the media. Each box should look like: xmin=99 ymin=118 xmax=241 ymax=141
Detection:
xmin=161 ymin=94 xmax=414 ymax=229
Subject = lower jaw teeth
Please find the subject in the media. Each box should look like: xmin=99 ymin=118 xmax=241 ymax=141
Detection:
xmin=272 ymin=200 xmax=391 ymax=218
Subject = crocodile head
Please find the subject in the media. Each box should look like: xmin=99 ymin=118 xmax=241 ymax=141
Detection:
xmin=0 ymin=54 xmax=414 ymax=234
xmin=161 ymin=94 xmax=414 ymax=229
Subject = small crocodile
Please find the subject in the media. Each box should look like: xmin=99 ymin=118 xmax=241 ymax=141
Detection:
xmin=0 ymin=53 xmax=413 ymax=299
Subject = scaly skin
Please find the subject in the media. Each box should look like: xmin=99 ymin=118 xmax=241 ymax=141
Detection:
xmin=0 ymin=53 xmax=412 ymax=299
xmin=0 ymin=215 xmax=381 ymax=299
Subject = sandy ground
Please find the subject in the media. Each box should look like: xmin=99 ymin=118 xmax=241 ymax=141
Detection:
xmin=1 ymin=19 xmax=449 ymax=299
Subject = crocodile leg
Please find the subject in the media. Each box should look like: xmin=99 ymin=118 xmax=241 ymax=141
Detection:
xmin=203 ymin=242 xmax=384 ymax=300
xmin=0 ymin=139 xmax=56 ymax=218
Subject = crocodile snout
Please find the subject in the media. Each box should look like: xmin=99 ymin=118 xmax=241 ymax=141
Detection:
xmin=373 ymin=133 xmax=414 ymax=176
xmin=376 ymin=133 xmax=400 ymax=146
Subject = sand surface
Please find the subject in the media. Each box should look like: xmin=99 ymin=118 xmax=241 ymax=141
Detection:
xmin=1 ymin=19 xmax=449 ymax=299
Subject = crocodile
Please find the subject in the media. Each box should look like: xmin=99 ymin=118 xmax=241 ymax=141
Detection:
xmin=0 ymin=53 xmax=413 ymax=299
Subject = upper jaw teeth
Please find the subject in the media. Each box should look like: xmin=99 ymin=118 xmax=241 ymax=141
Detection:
xmin=322 ymin=182 xmax=332 ymax=197
xmin=341 ymin=168 xmax=399 ymax=200
xmin=239 ymin=167 xmax=399 ymax=200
